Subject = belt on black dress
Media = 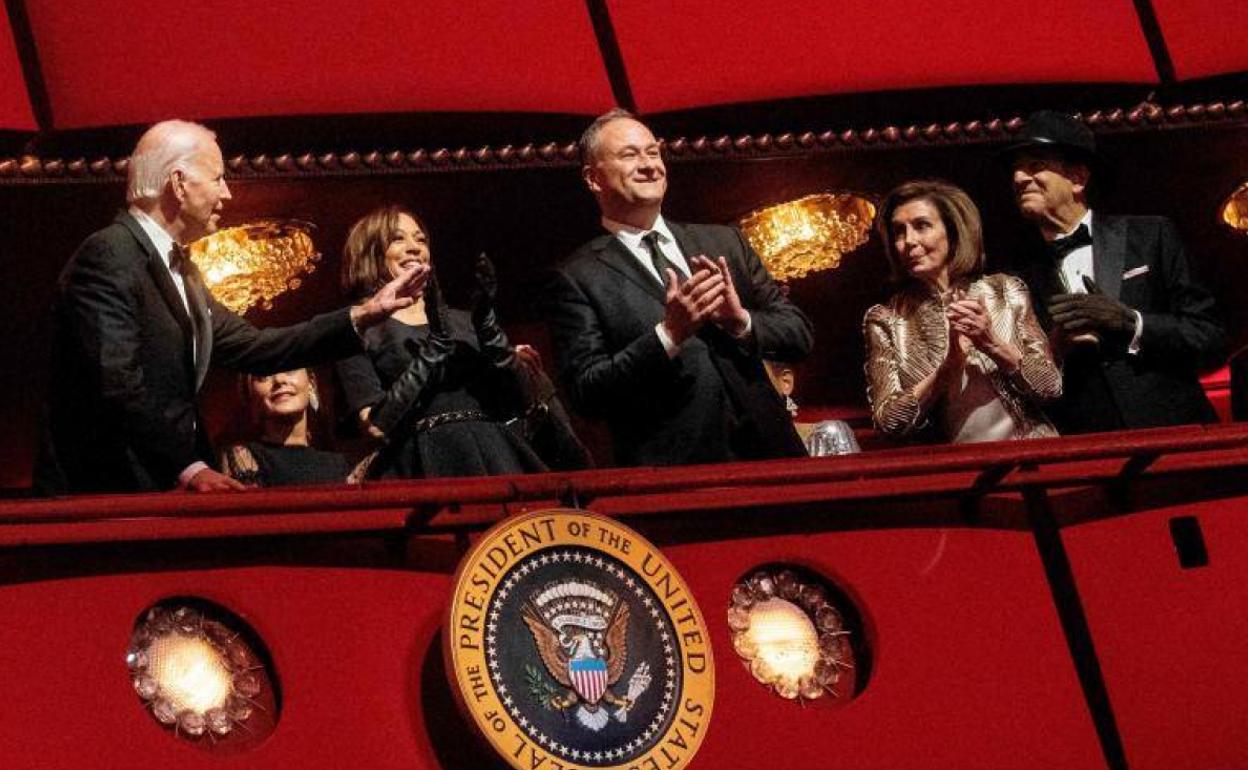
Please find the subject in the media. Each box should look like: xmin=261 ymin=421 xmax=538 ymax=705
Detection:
xmin=412 ymin=409 xmax=490 ymax=433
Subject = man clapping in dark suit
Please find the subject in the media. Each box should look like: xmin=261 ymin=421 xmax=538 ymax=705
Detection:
xmin=546 ymin=110 xmax=813 ymax=466
xmin=36 ymin=120 xmax=426 ymax=494
xmin=1003 ymin=110 xmax=1226 ymax=434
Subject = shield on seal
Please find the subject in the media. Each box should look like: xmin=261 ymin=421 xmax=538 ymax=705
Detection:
xmin=568 ymin=657 xmax=608 ymax=704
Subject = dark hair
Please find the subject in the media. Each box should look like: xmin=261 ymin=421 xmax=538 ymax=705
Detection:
xmin=877 ymin=179 xmax=985 ymax=284
xmin=579 ymin=107 xmax=640 ymax=166
xmin=340 ymin=205 xmax=430 ymax=300
xmin=231 ymin=368 xmax=331 ymax=447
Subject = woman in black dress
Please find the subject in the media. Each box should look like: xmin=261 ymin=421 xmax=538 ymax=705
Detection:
xmin=335 ymin=205 xmax=561 ymax=478
xmin=221 ymin=368 xmax=352 ymax=486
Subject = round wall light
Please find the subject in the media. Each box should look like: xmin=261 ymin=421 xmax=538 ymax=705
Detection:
xmin=127 ymin=599 xmax=279 ymax=750
xmin=728 ymin=567 xmax=864 ymax=702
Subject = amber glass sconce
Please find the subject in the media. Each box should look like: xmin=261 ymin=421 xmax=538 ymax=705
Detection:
xmin=1220 ymin=182 xmax=1248 ymax=235
xmin=739 ymin=193 xmax=876 ymax=282
xmin=188 ymin=220 xmax=320 ymax=314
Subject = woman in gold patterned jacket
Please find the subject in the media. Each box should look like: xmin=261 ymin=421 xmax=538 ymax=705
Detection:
xmin=863 ymin=180 xmax=1061 ymax=442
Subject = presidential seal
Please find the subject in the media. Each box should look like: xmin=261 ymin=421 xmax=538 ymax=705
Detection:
xmin=447 ymin=509 xmax=714 ymax=770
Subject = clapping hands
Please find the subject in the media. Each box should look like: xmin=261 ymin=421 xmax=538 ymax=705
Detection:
xmin=690 ymin=255 xmax=750 ymax=337
xmin=661 ymin=261 xmax=725 ymax=345
xmin=945 ymin=288 xmax=1022 ymax=371
xmin=946 ymin=290 xmax=992 ymax=350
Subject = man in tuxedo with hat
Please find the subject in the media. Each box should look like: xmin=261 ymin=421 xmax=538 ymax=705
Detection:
xmin=545 ymin=109 xmax=812 ymax=466
xmin=1002 ymin=110 xmax=1225 ymax=434
xmin=36 ymin=119 xmax=426 ymax=495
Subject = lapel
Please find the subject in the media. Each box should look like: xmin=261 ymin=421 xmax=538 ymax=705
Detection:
xmin=1016 ymin=233 xmax=1063 ymax=327
xmin=118 ymin=212 xmax=197 ymax=344
xmin=592 ymin=233 xmax=666 ymax=302
xmin=1092 ymin=214 xmax=1126 ymax=301
xmin=182 ymin=264 xmax=214 ymax=390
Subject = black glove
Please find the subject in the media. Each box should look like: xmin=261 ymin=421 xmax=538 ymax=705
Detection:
xmin=471 ymin=252 xmax=498 ymax=316
xmin=424 ymin=271 xmax=453 ymax=344
xmin=366 ymin=275 xmax=454 ymax=440
xmin=470 ymin=253 xmax=515 ymax=368
xmin=1047 ymin=276 xmax=1136 ymax=337
xmin=366 ymin=333 xmax=452 ymax=439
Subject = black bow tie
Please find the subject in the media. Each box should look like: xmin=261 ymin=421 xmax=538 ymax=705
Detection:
xmin=169 ymin=243 xmax=195 ymax=276
xmin=1047 ymin=224 xmax=1092 ymax=260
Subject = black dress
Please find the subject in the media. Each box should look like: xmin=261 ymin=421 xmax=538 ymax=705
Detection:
xmin=221 ymin=441 xmax=350 ymax=487
xmin=335 ymin=310 xmax=547 ymax=478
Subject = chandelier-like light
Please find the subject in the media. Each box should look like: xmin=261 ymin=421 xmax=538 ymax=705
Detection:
xmin=127 ymin=603 xmax=276 ymax=745
xmin=739 ymin=193 xmax=876 ymax=281
xmin=188 ymin=219 xmax=320 ymax=314
xmin=728 ymin=568 xmax=855 ymax=701
xmin=1220 ymin=182 xmax=1248 ymax=234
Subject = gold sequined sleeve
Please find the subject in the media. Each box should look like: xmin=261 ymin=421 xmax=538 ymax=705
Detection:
xmin=863 ymin=304 xmax=925 ymax=436
xmin=1001 ymin=275 xmax=1062 ymax=401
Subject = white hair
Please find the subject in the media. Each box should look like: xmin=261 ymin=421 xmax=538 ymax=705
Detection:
xmin=125 ymin=119 xmax=217 ymax=205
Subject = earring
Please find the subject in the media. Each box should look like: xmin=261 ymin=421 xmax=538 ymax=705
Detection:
xmin=308 ymin=386 xmax=320 ymax=412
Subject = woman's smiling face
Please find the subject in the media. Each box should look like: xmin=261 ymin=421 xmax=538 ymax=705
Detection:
xmin=383 ymin=213 xmax=431 ymax=280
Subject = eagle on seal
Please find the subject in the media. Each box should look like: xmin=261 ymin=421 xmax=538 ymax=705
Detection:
xmin=521 ymin=580 xmax=648 ymax=731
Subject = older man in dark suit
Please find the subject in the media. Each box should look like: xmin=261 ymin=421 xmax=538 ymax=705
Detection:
xmin=36 ymin=120 xmax=425 ymax=495
xmin=1003 ymin=110 xmax=1226 ymax=434
xmin=546 ymin=110 xmax=813 ymax=466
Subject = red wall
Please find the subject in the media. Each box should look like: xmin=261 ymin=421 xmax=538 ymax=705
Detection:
xmin=7 ymin=433 xmax=1248 ymax=769
xmin=0 ymin=522 xmax=1105 ymax=769
xmin=1064 ymin=493 xmax=1248 ymax=769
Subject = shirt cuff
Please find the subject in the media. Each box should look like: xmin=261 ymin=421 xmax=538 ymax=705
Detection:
xmin=732 ymin=311 xmax=753 ymax=340
xmin=177 ymin=461 xmax=210 ymax=489
xmin=1127 ymin=310 xmax=1143 ymax=355
xmin=655 ymin=322 xmax=680 ymax=358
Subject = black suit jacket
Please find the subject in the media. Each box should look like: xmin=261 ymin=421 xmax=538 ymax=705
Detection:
xmin=546 ymin=221 xmax=812 ymax=466
xmin=35 ymin=211 xmax=361 ymax=494
xmin=1017 ymin=214 xmax=1226 ymax=433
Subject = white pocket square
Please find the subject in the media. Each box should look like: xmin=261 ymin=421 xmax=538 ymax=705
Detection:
xmin=1122 ymin=265 xmax=1150 ymax=280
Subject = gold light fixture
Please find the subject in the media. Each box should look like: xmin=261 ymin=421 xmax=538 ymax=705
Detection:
xmin=1220 ymin=182 xmax=1248 ymax=234
xmin=188 ymin=219 xmax=320 ymax=314
xmin=728 ymin=568 xmax=855 ymax=701
xmin=739 ymin=193 xmax=876 ymax=281
xmin=128 ymin=602 xmax=278 ymax=746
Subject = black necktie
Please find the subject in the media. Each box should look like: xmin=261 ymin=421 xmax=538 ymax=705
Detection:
xmin=1048 ymin=223 xmax=1092 ymax=260
xmin=642 ymin=231 xmax=681 ymax=287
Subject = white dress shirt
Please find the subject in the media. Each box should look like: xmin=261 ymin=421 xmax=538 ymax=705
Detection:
xmin=1054 ymin=210 xmax=1143 ymax=354
xmin=601 ymin=214 xmax=690 ymax=285
xmin=1055 ymin=210 xmax=1094 ymax=296
xmin=130 ymin=207 xmax=193 ymax=317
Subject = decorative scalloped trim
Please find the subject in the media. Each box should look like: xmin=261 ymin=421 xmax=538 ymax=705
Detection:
xmin=2 ymin=100 xmax=1243 ymax=184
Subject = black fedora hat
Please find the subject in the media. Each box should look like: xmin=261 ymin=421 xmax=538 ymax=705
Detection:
xmin=996 ymin=110 xmax=1105 ymax=169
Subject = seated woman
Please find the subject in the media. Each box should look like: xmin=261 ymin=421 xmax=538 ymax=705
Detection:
xmin=222 ymin=368 xmax=352 ymax=486
xmin=863 ymin=180 xmax=1061 ymax=442
xmin=335 ymin=205 xmax=573 ymax=478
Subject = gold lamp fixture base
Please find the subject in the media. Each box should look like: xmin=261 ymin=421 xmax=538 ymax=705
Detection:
xmin=739 ymin=193 xmax=876 ymax=282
